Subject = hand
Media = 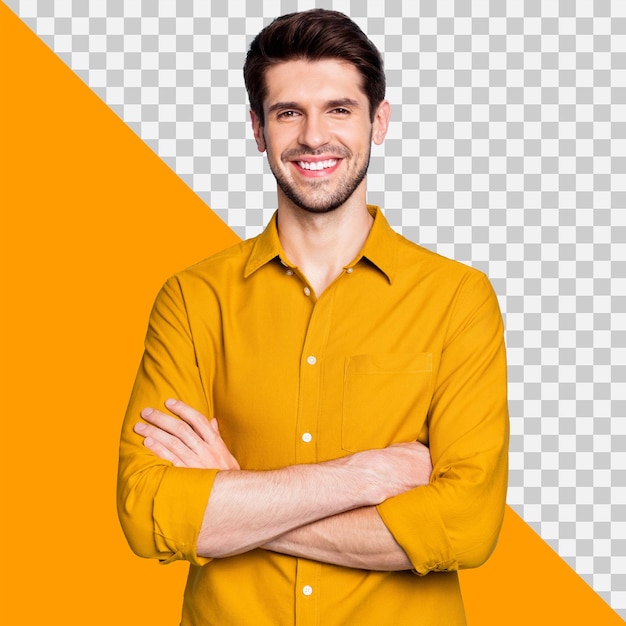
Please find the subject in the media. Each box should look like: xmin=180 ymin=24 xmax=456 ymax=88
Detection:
xmin=343 ymin=441 xmax=432 ymax=505
xmin=134 ymin=399 xmax=240 ymax=470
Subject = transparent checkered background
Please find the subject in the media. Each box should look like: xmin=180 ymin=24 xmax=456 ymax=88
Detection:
xmin=7 ymin=0 xmax=625 ymax=616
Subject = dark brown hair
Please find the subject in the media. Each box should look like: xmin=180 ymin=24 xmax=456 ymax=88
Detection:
xmin=243 ymin=9 xmax=386 ymax=125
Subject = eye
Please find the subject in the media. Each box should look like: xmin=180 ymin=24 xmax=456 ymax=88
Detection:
xmin=331 ymin=107 xmax=351 ymax=115
xmin=277 ymin=110 xmax=300 ymax=119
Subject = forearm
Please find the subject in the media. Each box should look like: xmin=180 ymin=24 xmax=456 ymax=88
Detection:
xmin=263 ymin=506 xmax=413 ymax=571
xmin=197 ymin=441 xmax=431 ymax=559
xmin=198 ymin=459 xmax=380 ymax=558
xmin=133 ymin=401 xmax=432 ymax=561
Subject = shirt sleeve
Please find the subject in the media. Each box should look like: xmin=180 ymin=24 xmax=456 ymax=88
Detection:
xmin=117 ymin=276 xmax=217 ymax=567
xmin=377 ymin=271 xmax=509 ymax=575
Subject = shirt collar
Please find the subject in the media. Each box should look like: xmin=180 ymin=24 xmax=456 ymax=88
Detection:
xmin=350 ymin=205 xmax=397 ymax=284
xmin=243 ymin=211 xmax=287 ymax=278
xmin=243 ymin=205 xmax=397 ymax=283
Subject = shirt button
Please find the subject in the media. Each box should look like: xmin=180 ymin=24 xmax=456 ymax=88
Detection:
xmin=306 ymin=355 xmax=317 ymax=365
xmin=302 ymin=585 xmax=313 ymax=596
xmin=303 ymin=286 xmax=311 ymax=296
xmin=302 ymin=432 xmax=312 ymax=443
xmin=346 ymin=267 xmax=354 ymax=274
xmin=286 ymin=269 xmax=294 ymax=276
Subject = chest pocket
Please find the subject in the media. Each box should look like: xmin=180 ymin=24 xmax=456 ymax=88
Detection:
xmin=342 ymin=353 xmax=433 ymax=452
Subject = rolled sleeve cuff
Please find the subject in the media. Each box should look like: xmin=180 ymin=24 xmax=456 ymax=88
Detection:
xmin=153 ymin=466 xmax=219 ymax=567
xmin=377 ymin=486 xmax=457 ymax=576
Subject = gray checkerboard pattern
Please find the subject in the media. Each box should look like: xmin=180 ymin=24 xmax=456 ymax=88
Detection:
xmin=8 ymin=0 xmax=625 ymax=616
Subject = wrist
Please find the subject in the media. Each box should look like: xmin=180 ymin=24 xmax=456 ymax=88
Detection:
xmin=328 ymin=451 xmax=387 ymax=507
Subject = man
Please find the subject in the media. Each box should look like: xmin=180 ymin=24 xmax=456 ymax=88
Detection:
xmin=118 ymin=9 xmax=509 ymax=625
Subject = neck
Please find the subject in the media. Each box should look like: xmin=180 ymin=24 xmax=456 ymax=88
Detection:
xmin=276 ymin=191 xmax=374 ymax=296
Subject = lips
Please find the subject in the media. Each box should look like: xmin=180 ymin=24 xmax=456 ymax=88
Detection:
xmin=292 ymin=158 xmax=342 ymax=176
xmin=297 ymin=159 xmax=338 ymax=171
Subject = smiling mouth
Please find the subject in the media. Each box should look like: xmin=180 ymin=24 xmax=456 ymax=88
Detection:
xmin=296 ymin=159 xmax=338 ymax=171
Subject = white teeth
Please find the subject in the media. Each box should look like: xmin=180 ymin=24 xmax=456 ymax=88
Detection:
xmin=297 ymin=159 xmax=337 ymax=171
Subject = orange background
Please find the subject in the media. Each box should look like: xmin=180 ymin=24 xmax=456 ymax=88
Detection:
xmin=0 ymin=4 xmax=622 ymax=624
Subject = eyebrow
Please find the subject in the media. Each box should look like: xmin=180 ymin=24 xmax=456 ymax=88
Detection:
xmin=267 ymin=98 xmax=361 ymax=114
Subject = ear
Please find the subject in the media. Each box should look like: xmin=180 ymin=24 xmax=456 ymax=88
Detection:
xmin=250 ymin=109 xmax=266 ymax=152
xmin=371 ymin=100 xmax=391 ymax=146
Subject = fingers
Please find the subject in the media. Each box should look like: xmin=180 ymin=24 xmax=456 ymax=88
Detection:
xmin=138 ymin=406 xmax=204 ymax=457
xmin=138 ymin=399 xmax=217 ymax=458
xmin=163 ymin=398 xmax=219 ymax=444
xmin=134 ymin=424 xmax=186 ymax=466
xmin=134 ymin=414 xmax=195 ymax=467
xmin=133 ymin=399 xmax=240 ymax=470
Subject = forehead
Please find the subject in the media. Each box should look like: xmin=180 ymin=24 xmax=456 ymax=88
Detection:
xmin=263 ymin=59 xmax=366 ymax=108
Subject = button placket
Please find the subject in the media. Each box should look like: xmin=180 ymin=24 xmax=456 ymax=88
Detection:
xmin=295 ymin=561 xmax=320 ymax=623
xmin=295 ymin=282 xmax=335 ymax=467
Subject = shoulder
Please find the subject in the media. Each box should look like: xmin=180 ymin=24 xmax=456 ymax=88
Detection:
xmin=150 ymin=238 xmax=257 ymax=315
xmin=185 ymin=238 xmax=255 ymax=276
xmin=391 ymin=232 xmax=501 ymax=322
xmin=393 ymin=232 xmax=489 ymax=288
xmin=167 ymin=238 xmax=256 ymax=288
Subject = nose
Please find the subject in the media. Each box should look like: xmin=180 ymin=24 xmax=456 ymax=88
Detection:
xmin=298 ymin=113 xmax=331 ymax=150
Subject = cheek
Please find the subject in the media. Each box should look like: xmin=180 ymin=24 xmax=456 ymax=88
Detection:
xmin=338 ymin=125 xmax=371 ymax=150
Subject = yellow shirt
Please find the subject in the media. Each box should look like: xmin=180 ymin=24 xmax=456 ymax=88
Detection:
xmin=118 ymin=206 xmax=509 ymax=625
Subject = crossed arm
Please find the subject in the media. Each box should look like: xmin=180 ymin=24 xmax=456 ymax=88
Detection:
xmin=134 ymin=399 xmax=433 ymax=570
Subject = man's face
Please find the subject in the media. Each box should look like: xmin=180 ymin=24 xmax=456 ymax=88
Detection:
xmin=251 ymin=59 xmax=389 ymax=214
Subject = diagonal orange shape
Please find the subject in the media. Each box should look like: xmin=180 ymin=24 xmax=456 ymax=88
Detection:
xmin=460 ymin=507 xmax=623 ymax=624
xmin=1 ymin=3 xmax=622 ymax=624
xmin=1 ymin=4 xmax=237 ymax=624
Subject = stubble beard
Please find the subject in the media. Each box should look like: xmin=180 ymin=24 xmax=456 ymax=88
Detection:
xmin=267 ymin=142 xmax=372 ymax=215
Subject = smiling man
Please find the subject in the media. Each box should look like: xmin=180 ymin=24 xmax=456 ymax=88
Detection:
xmin=117 ymin=10 xmax=509 ymax=626
xmin=256 ymin=60 xmax=378 ymax=217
